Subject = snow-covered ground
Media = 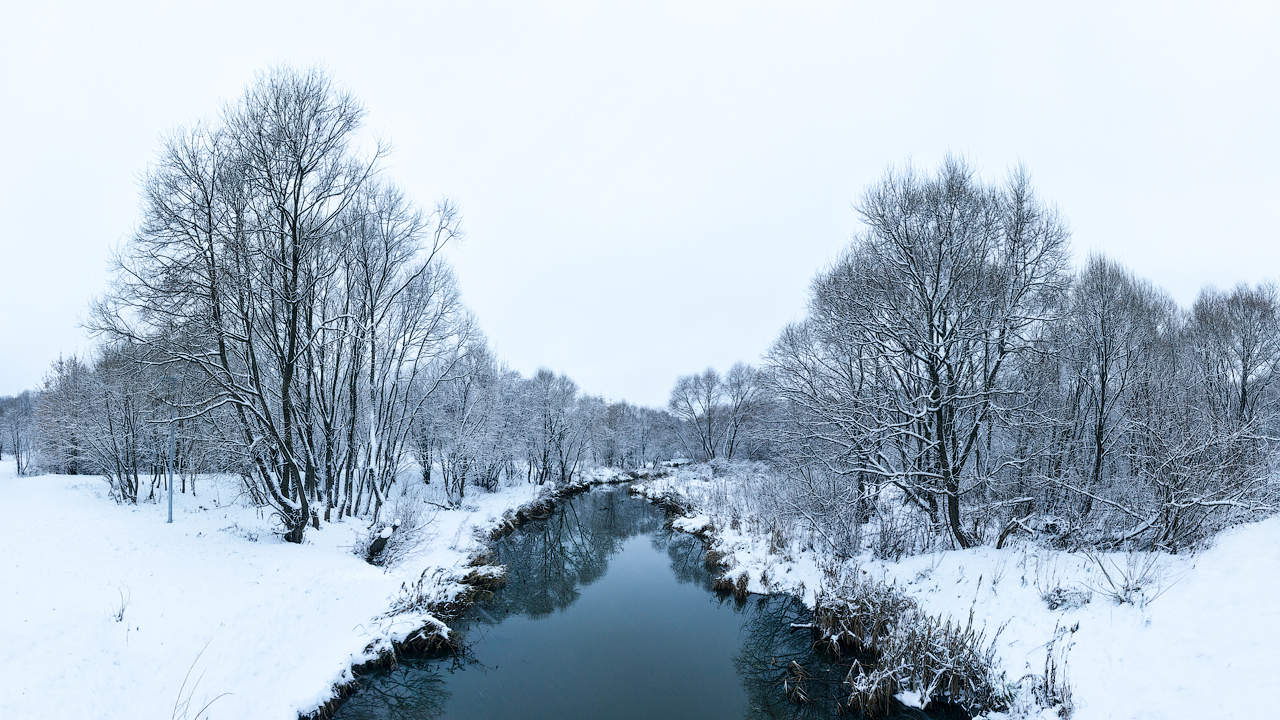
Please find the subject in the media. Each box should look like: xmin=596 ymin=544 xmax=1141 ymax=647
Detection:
xmin=6 ymin=455 xmax=1273 ymax=719
xmin=634 ymin=463 xmax=1280 ymax=720
xmin=0 ymin=459 xmax=620 ymax=720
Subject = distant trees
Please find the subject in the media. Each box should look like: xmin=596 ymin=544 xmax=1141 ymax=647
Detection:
xmin=35 ymin=356 xmax=93 ymax=476
xmin=19 ymin=336 xmax=680 ymax=514
xmin=420 ymin=343 xmax=511 ymax=503
xmin=0 ymin=392 xmax=35 ymax=475
xmin=25 ymin=346 xmax=229 ymax=502
xmin=669 ymin=369 xmax=722 ymax=460
xmin=413 ymin=356 xmax=678 ymax=504
xmin=525 ymin=370 xmax=590 ymax=485
xmin=668 ymin=363 xmax=765 ymax=461
xmin=592 ymin=402 xmax=674 ymax=469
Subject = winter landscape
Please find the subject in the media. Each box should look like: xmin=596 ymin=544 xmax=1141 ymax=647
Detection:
xmin=3 ymin=4 xmax=1279 ymax=720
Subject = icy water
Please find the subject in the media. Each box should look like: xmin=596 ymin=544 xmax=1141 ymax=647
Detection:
xmin=332 ymin=487 xmax=934 ymax=719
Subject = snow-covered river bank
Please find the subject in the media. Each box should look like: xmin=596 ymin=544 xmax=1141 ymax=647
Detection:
xmin=633 ymin=463 xmax=1280 ymax=720
xmin=0 ymin=460 xmax=624 ymax=719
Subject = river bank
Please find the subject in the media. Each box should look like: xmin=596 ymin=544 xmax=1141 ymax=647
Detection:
xmin=0 ymin=459 xmax=637 ymax=720
xmin=631 ymin=462 xmax=1280 ymax=720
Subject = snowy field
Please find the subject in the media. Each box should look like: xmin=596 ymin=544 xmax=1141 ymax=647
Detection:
xmin=634 ymin=464 xmax=1280 ymax=720
xmin=0 ymin=459 xmax=558 ymax=720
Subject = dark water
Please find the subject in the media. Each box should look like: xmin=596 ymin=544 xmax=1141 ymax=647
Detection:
xmin=332 ymin=487 xmax=928 ymax=719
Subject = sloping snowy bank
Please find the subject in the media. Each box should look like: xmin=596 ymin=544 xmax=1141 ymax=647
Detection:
xmin=0 ymin=459 xmax=626 ymax=720
xmin=633 ymin=463 xmax=1280 ymax=720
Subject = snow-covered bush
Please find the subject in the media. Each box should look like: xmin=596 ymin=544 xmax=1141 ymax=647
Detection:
xmin=1040 ymin=585 xmax=1092 ymax=612
xmin=355 ymin=486 xmax=437 ymax=567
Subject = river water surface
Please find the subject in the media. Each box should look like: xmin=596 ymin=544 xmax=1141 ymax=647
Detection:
xmin=333 ymin=487 xmax=932 ymax=719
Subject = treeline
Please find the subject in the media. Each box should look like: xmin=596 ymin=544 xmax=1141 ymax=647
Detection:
xmin=9 ymin=67 xmax=1275 ymax=554
xmin=0 ymin=67 xmax=679 ymax=543
xmin=7 ymin=350 xmax=678 ymax=512
xmin=666 ymin=160 xmax=1280 ymax=553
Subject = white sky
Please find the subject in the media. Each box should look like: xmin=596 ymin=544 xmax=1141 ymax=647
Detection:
xmin=2 ymin=1 xmax=1278 ymax=407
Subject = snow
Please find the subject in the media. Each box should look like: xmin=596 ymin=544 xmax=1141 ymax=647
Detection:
xmin=635 ymin=463 xmax=1280 ymax=720
xmin=671 ymin=513 xmax=712 ymax=534
xmin=896 ymin=690 xmax=925 ymax=708
xmin=0 ymin=458 xmax=571 ymax=720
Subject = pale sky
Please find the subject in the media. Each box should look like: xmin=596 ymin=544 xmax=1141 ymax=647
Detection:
xmin=2 ymin=1 xmax=1278 ymax=407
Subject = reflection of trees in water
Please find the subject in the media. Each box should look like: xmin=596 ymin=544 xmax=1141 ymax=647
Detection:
xmin=652 ymin=520 xmax=856 ymax=719
xmin=656 ymin=527 xmax=720 ymax=590
xmin=483 ymin=489 xmax=665 ymax=619
xmin=734 ymin=594 xmax=854 ymax=719
xmin=333 ymin=650 xmax=474 ymax=719
xmin=654 ymin=522 xmax=933 ymax=720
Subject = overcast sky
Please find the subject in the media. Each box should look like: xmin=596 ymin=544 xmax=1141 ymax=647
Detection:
xmin=2 ymin=1 xmax=1278 ymax=407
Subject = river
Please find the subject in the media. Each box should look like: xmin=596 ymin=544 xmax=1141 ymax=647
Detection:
xmin=332 ymin=486 xmax=938 ymax=719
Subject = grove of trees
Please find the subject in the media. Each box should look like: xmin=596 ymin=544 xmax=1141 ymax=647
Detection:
xmin=757 ymin=159 xmax=1279 ymax=552
xmin=1 ymin=67 xmax=680 ymax=543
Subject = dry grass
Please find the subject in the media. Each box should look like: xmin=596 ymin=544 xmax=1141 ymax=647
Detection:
xmin=703 ymin=548 xmax=729 ymax=572
xmin=711 ymin=576 xmax=737 ymax=595
xmin=783 ymin=660 xmax=810 ymax=704
xmin=1084 ymin=550 xmax=1166 ymax=606
xmin=813 ymin=571 xmax=1009 ymax=717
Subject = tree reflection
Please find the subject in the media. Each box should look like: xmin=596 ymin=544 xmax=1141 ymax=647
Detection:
xmin=658 ymin=527 xmax=719 ymax=590
xmin=730 ymin=597 xmax=942 ymax=719
xmin=333 ymin=649 xmax=474 ymax=719
xmin=482 ymin=489 xmax=664 ymax=619
xmin=733 ymin=594 xmax=854 ymax=718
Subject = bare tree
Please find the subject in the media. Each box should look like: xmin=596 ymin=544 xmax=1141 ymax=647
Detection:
xmin=93 ymin=68 xmax=414 ymax=541
xmin=722 ymin=363 xmax=762 ymax=460
xmin=767 ymin=159 xmax=1069 ymax=548
xmin=1060 ymin=256 xmax=1167 ymax=518
xmin=1191 ymin=283 xmax=1280 ymax=430
xmin=2 ymin=392 xmax=35 ymax=476
xmin=669 ymin=368 xmax=723 ymax=460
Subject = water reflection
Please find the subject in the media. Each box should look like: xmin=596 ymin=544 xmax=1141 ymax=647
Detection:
xmin=332 ymin=488 xmax=931 ymax=719
xmin=484 ymin=489 xmax=664 ymax=619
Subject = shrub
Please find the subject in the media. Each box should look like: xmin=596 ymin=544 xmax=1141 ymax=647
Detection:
xmin=1041 ymin=586 xmax=1092 ymax=611
xmin=1085 ymin=550 xmax=1164 ymax=606
xmin=354 ymin=486 xmax=437 ymax=567
xmin=814 ymin=570 xmax=1009 ymax=717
